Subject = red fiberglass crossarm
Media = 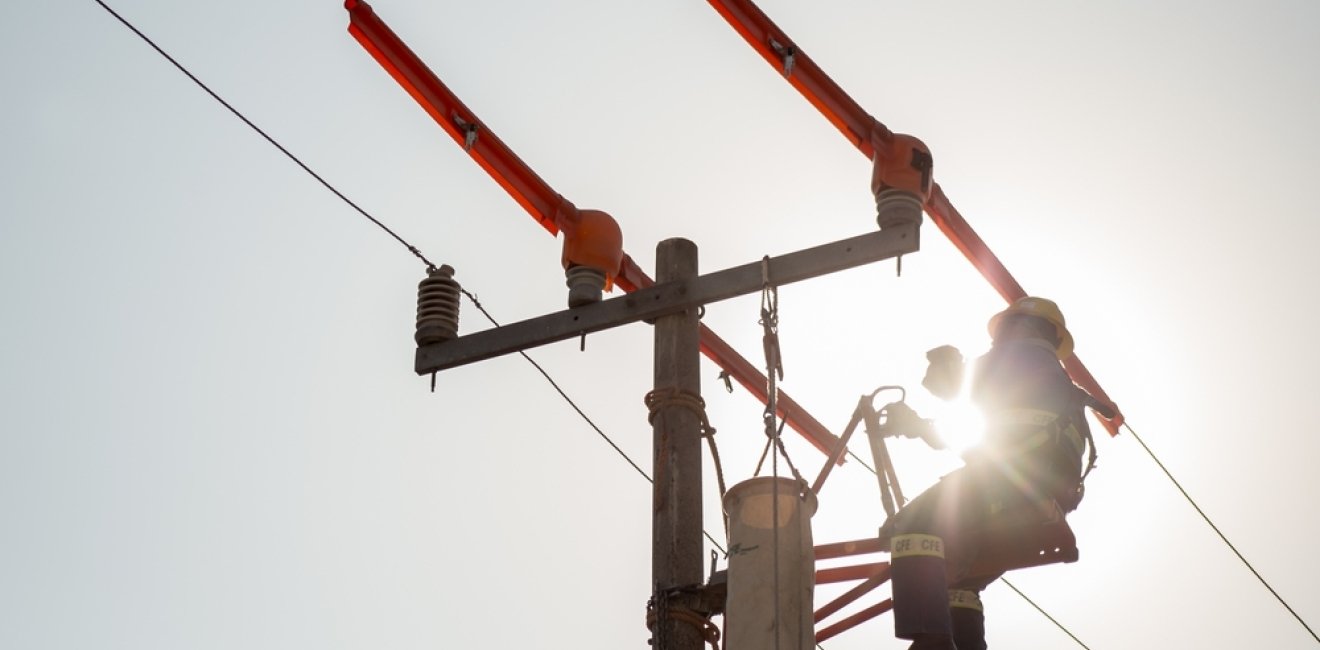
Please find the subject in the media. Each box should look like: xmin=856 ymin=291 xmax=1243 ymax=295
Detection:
xmin=707 ymin=0 xmax=1124 ymax=435
xmin=345 ymin=0 xmax=843 ymax=457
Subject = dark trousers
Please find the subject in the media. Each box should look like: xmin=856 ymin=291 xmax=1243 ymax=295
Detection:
xmin=885 ymin=459 xmax=1067 ymax=642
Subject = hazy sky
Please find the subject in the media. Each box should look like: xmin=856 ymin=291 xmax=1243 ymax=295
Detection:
xmin=5 ymin=1 xmax=1320 ymax=648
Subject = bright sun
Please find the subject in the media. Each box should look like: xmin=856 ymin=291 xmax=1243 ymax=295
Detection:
xmin=930 ymin=398 xmax=986 ymax=456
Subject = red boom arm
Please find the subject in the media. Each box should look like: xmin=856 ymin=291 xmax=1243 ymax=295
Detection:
xmin=707 ymin=0 xmax=1124 ymax=434
xmin=346 ymin=0 xmax=843 ymax=456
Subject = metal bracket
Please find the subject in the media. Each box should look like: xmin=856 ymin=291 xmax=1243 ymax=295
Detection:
xmin=453 ymin=113 xmax=479 ymax=151
xmin=769 ymin=37 xmax=796 ymax=77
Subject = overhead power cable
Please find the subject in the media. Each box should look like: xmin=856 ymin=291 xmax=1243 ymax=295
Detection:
xmin=92 ymin=1 xmax=1100 ymax=642
xmin=90 ymin=0 xmax=728 ymax=556
xmin=459 ymin=289 xmax=727 ymax=555
xmin=999 ymin=578 xmax=1092 ymax=650
xmin=1125 ymin=422 xmax=1319 ymax=644
xmin=90 ymin=0 xmax=436 ymax=271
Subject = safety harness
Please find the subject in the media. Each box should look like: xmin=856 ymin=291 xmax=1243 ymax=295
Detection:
xmin=986 ymin=387 xmax=1099 ymax=513
xmin=1043 ymin=387 xmax=1101 ymax=511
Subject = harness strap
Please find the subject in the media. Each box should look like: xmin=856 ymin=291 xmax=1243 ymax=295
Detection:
xmin=987 ymin=403 xmax=1097 ymax=511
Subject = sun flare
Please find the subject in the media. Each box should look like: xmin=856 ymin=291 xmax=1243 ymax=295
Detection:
xmin=931 ymin=398 xmax=986 ymax=456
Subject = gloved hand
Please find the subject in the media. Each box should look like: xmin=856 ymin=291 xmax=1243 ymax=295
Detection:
xmin=879 ymin=401 xmax=944 ymax=449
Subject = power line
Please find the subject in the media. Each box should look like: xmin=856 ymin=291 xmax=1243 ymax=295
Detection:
xmin=90 ymin=0 xmax=437 ymax=271
xmin=1125 ymin=422 xmax=1319 ymax=644
xmin=91 ymin=1 xmax=1091 ymax=641
xmin=90 ymin=0 xmax=726 ymax=557
xmin=459 ymin=289 xmax=728 ymax=555
xmin=999 ymin=578 xmax=1092 ymax=650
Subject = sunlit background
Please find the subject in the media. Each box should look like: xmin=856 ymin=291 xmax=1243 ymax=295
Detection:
xmin=4 ymin=1 xmax=1319 ymax=648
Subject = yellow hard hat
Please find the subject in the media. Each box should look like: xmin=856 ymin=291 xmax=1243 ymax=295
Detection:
xmin=987 ymin=297 xmax=1074 ymax=359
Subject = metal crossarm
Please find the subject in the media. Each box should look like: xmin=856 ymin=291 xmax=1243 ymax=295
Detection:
xmin=417 ymin=225 xmax=919 ymax=373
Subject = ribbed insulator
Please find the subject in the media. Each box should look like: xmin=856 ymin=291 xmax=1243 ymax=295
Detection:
xmin=416 ymin=265 xmax=461 ymax=346
xmin=876 ymin=188 xmax=924 ymax=231
xmin=565 ymin=264 xmax=607 ymax=308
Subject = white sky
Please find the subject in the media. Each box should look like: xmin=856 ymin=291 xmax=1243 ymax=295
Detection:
xmin=4 ymin=1 xmax=1320 ymax=648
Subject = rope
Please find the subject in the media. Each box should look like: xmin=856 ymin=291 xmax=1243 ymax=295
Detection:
xmin=647 ymin=586 xmax=721 ymax=649
xmin=645 ymin=388 xmax=730 ymax=540
xmin=758 ymin=259 xmax=785 ymax=650
xmin=645 ymin=388 xmax=717 ymax=437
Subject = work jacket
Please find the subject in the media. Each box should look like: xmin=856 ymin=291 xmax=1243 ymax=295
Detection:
xmin=968 ymin=338 xmax=1089 ymax=506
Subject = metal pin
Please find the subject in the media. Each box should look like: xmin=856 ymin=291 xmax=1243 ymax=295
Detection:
xmin=430 ymin=372 xmax=437 ymax=393
xmin=579 ymin=331 xmax=587 ymax=352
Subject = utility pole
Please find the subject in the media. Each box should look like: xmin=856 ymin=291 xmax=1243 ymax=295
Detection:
xmin=651 ymin=239 xmax=704 ymax=650
xmin=412 ymin=223 xmax=919 ymax=648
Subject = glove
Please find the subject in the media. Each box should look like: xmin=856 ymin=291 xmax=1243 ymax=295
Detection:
xmin=880 ymin=401 xmax=943 ymax=449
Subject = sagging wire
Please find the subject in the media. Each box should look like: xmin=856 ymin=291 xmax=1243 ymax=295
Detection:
xmin=1124 ymin=422 xmax=1319 ymax=644
xmin=91 ymin=5 xmax=1106 ymax=645
xmin=462 ymin=289 xmax=729 ymax=556
xmin=999 ymin=578 xmax=1093 ymax=650
xmin=90 ymin=0 xmax=436 ymax=271
xmin=90 ymin=1 xmax=737 ymax=560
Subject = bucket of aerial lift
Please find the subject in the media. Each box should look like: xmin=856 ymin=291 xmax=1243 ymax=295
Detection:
xmin=723 ymin=476 xmax=818 ymax=650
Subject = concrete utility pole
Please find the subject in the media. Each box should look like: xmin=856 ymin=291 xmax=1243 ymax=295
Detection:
xmin=651 ymin=239 xmax=704 ymax=650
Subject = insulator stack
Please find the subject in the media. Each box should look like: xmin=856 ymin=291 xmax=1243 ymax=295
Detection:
xmin=415 ymin=265 xmax=461 ymax=346
xmin=871 ymin=133 xmax=932 ymax=232
xmin=875 ymin=188 xmax=925 ymax=230
xmin=565 ymin=264 xmax=607 ymax=308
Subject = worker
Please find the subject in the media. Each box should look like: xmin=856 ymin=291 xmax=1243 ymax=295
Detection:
xmin=883 ymin=297 xmax=1093 ymax=650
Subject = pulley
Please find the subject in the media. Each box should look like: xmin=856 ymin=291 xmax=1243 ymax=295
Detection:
xmin=415 ymin=264 xmax=461 ymax=346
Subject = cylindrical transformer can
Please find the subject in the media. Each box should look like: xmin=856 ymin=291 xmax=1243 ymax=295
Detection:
xmin=723 ymin=476 xmax=818 ymax=649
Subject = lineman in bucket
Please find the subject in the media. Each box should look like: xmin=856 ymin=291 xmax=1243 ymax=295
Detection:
xmin=883 ymin=297 xmax=1094 ymax=650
